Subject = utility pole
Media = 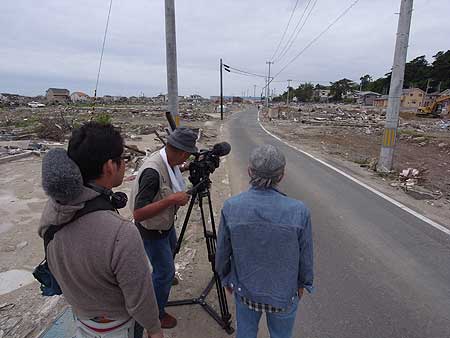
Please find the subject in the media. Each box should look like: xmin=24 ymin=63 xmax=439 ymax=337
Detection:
xmin=266 ymin=61 xmax=273 ymax=108
xmin=287 ymin=79 xmax=292 ymax=105
xmin=378 ymin=0 xmax=414 ymax=172
xmin=164 ymin=0 xmax=179 ymax=128
xmin=253 ymin=85 xmax=257 ymax=99
xmin=423 ymin=78 xmax=431 ymax=106
xmin=220 ymin=59 xmax=224 ymax=120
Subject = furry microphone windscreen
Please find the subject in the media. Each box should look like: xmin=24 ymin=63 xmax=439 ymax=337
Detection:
xmin=41 ymin=148 xmax=84 ymax=203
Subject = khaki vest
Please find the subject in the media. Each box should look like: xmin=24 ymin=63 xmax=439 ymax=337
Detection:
xmin=130 ymin=151 xmax=178 ymax=231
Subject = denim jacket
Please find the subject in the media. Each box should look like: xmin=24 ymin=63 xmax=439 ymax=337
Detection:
xmin=215 ymin=187 xmax=314 ymax=310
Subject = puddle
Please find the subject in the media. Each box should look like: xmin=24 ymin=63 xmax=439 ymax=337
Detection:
xmin=0 ymin=269 xmax=35 ymax=295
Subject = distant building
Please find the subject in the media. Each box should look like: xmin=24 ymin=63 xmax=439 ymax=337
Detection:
xmin=189 ymin=94 xmax=204 ymax=103
xmin=232 ymin=96 xmax=243 ymax=103
xmin=113 ymin=96 xmax=128 ymax=103
xmin=70 ymin=91 xmax=90 ymax=103
xmin=374 ymin=95 xmax=389 ymax=108
xmin=422 ymin=92 xmax=441 ymax=107
xmin=313 ymin=89 xmax=330 ymax=102
xmin=154 ymin=94 xmax=168 ymax=103
xmin=401 ymin=88 xmax=425 ymax=109
xmin=0 ymin=93 xmax=23 ymax=105
xmin=373 ymin=88 xmax=426 ymax=110
xmin=343 ymin=91 xmax=358 ymax=101
xmin=102 ymin=95 xmax=114 ymax=104
xmin=46 ymin=88 xmax=70 ymax=103
xmin=357 ymin=91 xmax=381 ymax=106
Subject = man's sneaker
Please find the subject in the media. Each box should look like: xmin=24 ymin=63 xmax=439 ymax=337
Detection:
xmin=172 ymin=277 xmax=179 ymax=286
xmin=160 ymin=313 xmax=177 ymax=329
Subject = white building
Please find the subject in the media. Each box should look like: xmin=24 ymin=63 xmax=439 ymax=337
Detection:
xmin=70 ymin=92 xmax=90 ymax=103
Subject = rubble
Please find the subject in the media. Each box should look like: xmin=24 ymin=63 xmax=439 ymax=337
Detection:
xmin=261 ymin=102 xmax=450 ymax=205
xmin=0 ymin=99 xmax=227 ymax=338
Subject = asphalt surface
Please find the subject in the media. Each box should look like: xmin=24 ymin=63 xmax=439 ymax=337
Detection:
xmin=225 ymin=107 xmax=450 ymax=338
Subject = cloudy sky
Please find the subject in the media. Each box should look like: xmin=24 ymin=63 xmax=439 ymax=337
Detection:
xmin=1 ymin=0 xmax=448 ymax=98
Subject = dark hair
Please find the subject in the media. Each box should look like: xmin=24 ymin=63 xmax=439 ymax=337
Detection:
xmin=68 ymin=122 xmax=124 ymax=183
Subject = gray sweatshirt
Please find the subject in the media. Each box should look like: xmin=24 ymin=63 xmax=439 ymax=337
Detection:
xmin=38 ymin=187 xmax=160 ymax=334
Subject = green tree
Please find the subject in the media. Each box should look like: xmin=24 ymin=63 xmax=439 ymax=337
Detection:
xmin=359 ymin=74 xmax=373 ymax=91
xmin=367 ymin=75 xmax=390 ymax=94
xmin=330 ymin=78 xmax=356 ymax=101
xmin=403 ymin=55 xmax=430 ymax=90
xmin=430 ymin=51 xmax=450 ymax=91
xmin=294 ymin=83 xmax=314 ymax=102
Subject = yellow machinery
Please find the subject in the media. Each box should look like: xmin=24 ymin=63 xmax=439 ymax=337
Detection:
xmin=417 ymin=96 xmax=450 ymax=117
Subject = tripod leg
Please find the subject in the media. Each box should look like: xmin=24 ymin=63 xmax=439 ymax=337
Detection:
xmin=200 ymin=190 xmax=234 ymax=333
xmin=173 ymin=191 xmax=197 ymax=258
xmin=168 ymin=189 xmax=234 ymax=334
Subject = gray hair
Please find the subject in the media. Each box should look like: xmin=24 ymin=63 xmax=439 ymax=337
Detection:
xmin=248 ymin=144 xmax=286 ymax=189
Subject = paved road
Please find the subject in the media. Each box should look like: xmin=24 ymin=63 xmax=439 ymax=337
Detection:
xmin=225 ymin=107 xmax=450 ymax=338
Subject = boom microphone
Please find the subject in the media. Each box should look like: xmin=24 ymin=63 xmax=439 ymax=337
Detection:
xmin=165 ymin=111 xmax=177 ymax=132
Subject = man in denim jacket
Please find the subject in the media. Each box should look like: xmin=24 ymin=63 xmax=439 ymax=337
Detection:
xmin=215 ymin=144 xmax=314 ymax=338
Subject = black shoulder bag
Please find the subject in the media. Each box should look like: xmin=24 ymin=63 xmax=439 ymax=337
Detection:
xmin=33 ymin=195 xmax=115 ymax=296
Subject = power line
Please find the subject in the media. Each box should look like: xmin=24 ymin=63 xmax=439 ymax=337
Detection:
xmin=264 ymin=0 xmax=362 ymax=91
xmin=272 ymin=0 xmax=314 ymax=63
xmin=228 ymin=69 xmax=266 ymax=78
xmin=94 ymin=0 xmax=113 ymax=101
xmin=275 ymin=0 xmax=319 ymax=63
xmin=270 ymin=0 xmax=301 ymax=61
xmin=225 ymin=65 xmax=266 ymax=78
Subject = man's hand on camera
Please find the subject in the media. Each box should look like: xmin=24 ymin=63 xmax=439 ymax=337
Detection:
xmin=180 ymin=161 xmax=191 ymax=172
xmin=169 ymin=192 xmax=190 ymax=206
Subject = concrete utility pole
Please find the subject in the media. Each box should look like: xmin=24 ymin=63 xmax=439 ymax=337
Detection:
xmin=164 ymin=0 xmax=179 ymax=128
xmin=266 ymin=61 xmax=273 ymax=108
xmin=378 ymin=0 xmax=414 ymax=172
xmin=287 ymin=79 xmax=292 ymax=105
xmin=254 ymin=85 xmax=257 ymax=98
xmin=220 ymin=59 xmax=224 ymax=120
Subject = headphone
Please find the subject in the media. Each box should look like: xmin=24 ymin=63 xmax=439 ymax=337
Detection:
xmin=88 ymin=183 xmax=128 ymax=210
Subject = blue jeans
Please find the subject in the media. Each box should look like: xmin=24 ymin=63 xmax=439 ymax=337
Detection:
xmin=135 ymin=228 xmax=177 ymax=338
xmin=143 ymin=227 xmax=177 ymax=319
xmin=235 ymin=294 xmax=299 ymax=338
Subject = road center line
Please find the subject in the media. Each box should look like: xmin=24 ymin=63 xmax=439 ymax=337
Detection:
xmin=257 ymin=110 xmax=450 ymax=236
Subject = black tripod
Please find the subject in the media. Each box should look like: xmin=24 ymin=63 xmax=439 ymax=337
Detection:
xmin=167 ymin=178 xmax=234 ymax=334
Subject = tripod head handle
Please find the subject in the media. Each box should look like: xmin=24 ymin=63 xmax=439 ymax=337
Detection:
xmin=187 ymin=178 xmax=210 ymax=195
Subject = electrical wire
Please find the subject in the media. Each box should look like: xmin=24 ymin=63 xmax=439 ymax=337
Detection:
xmin=270 ymin=0 xmax=301 ymax=62
xmin=272 ymin=0 xmax=314 ymax=62
xmin=275 ymin=0 xmax=319 ymax=63
xmin=225 ymin=64 xmax=267 ymax=78
xmin=263 ymin=0 xmax=362 ymax=91
xmin=93 ymin=0 xmax=113 ymax=104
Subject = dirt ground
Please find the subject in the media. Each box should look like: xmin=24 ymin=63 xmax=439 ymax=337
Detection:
xmin=261 ymin=103 xmax=450 ymax=226
xmin=0 ymin=102 xmax=239 ymax=338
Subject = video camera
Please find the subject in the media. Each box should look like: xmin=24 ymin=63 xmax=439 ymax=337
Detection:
xmin=189 ymin=142 xmax=231 ymax=186
xmin=165 ymin=110 xmax=231 ymax=188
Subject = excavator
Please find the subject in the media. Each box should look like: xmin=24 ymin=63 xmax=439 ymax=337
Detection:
xmin=417 ymin=96 xmax=450 ymax=117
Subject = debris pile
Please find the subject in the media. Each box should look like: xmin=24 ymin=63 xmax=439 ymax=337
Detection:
xmin=262 ymin=103 xmax=450 ymax=205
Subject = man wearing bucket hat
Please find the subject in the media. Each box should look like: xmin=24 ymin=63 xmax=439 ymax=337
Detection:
xmin=130 ymin=127 xmax=198 ymax=330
